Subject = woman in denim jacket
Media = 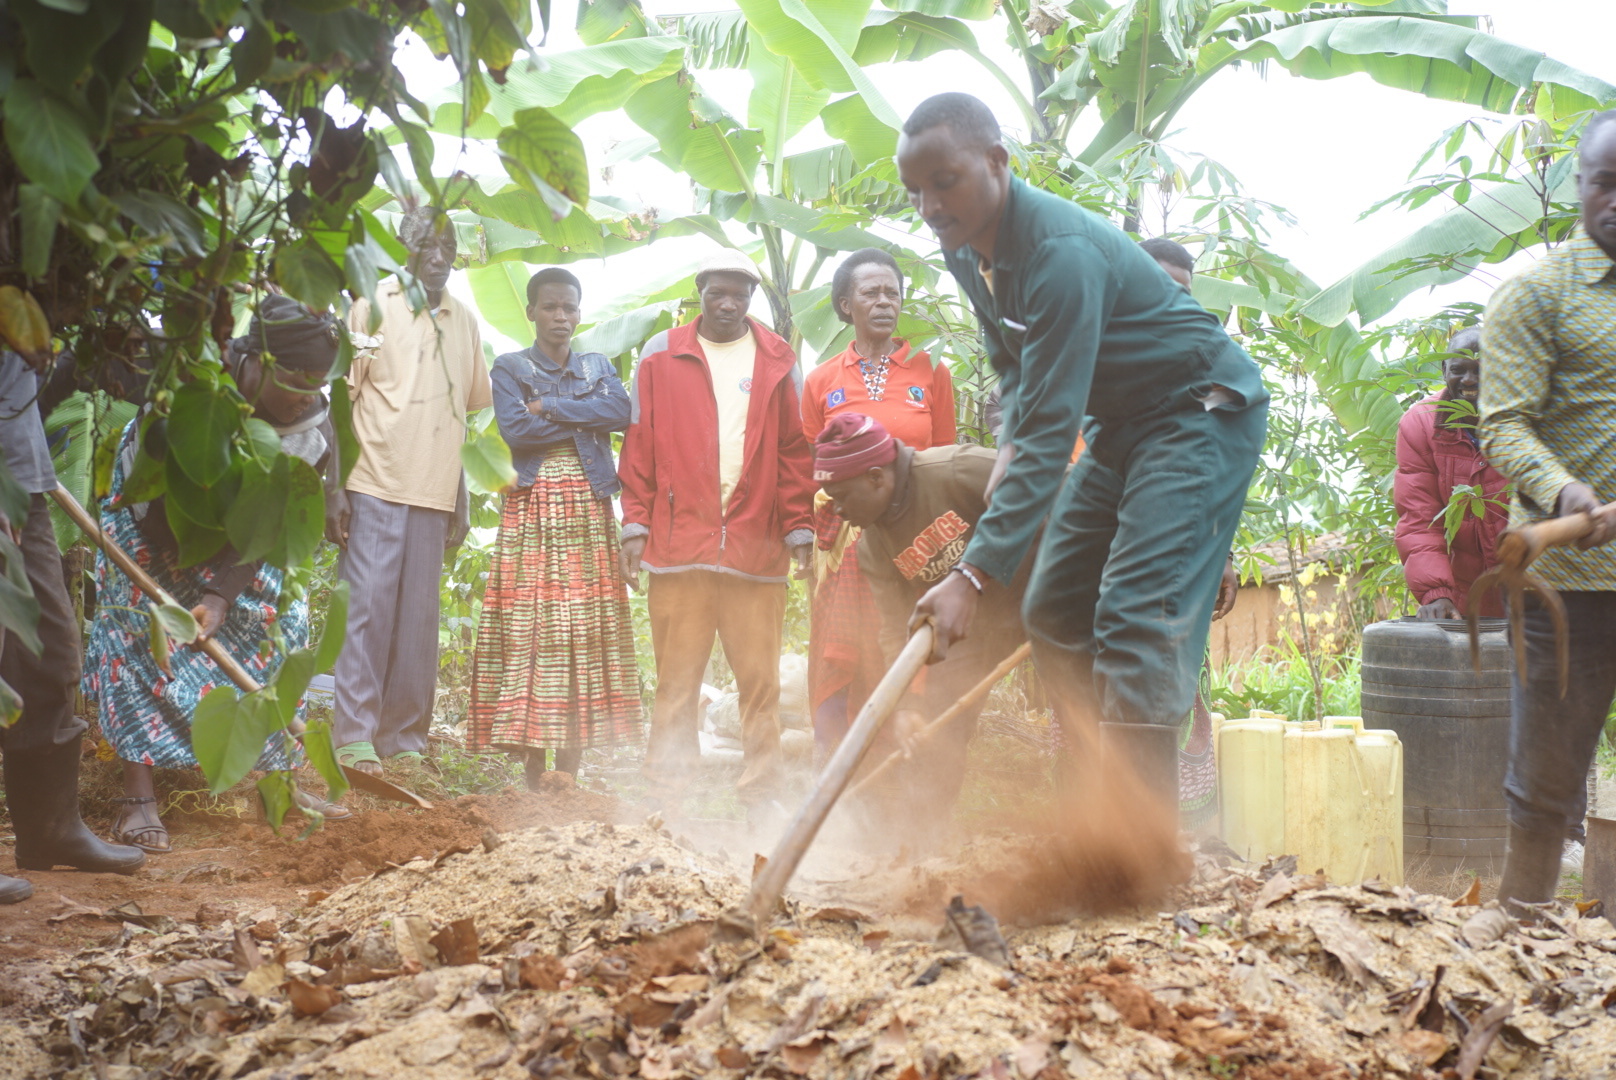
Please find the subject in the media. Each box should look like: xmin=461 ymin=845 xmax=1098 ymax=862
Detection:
xmin=467 ymin=268 xmax=642 ymax=788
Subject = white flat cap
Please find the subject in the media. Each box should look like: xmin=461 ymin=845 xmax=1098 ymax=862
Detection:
xmin=695 ymin=248 xmax=762 ymax=285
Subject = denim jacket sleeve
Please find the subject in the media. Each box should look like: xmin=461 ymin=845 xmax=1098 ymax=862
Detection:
xmin=536 ymin=354 xmax=630 ymax=432
xmin=492 ymin=359 xmax=574 ymax=448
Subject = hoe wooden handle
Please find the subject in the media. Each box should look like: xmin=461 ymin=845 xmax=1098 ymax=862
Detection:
xmin=847 ymin=640 xmax=1033 ymax=802
xmin=745 ymin=624 xmax=935 ymax=927
xmin=50 ymin=485 xmax=265 ymax=696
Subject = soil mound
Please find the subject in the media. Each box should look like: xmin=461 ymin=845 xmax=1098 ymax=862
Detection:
xmin=234 ymin=781 xmax=625 ymax=887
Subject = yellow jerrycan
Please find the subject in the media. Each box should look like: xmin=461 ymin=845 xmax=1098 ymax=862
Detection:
xmin=1219 ymin=715 xmax=1403 ymax=885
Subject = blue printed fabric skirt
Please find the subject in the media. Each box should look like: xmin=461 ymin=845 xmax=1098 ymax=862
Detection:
xmin=83 ymin=421 xmax=308 ymax=770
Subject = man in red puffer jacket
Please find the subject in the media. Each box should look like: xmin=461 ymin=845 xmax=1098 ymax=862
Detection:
xmin=1393 ymin=327 xmax=1510 ymax=619
xmin=618 ymin=250 xmax=816 ymax=821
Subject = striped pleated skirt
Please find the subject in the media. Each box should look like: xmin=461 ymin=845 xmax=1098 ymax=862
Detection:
xmin=466 ymin=447 xmax=642 ymax=753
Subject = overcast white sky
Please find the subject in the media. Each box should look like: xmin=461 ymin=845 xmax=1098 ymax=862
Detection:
xmin=406 ymin=1 xmax=1616 ymax=354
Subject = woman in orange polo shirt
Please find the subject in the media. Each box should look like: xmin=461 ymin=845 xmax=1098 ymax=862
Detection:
xmin=803 ymin=248 xmax=956 ymax=759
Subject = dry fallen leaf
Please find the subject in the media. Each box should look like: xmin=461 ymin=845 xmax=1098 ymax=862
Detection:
xmin=1308 ymin=905 xmax=1381 ymax=988
xmin=232 ymin=928 xmax=263 ymax=972
xmin=1461 ymin=907 xmax=1512 ymax=950
xmin=429 ymin=917 xmax=480 ymax=966
xmin=1399 ymin=1028 xmax=1451 ymax=1067
xmin=1454 ymin=875 xmax=1482 ymax=907
xmin=1456 ymin=1001 xmax=1512 ymax=1080
xmin=1013 ymin=1036 xmax=1051 ymax=1077
xmin=780 ymin=1033 xmax=830 ymax=1074
xmin=286 ymin=977 xmax=343 ymax=1017
xmin=1253 ymin=871 xmax=1301 ymax=910
xmin=239 ymin=961 xmax=286 ymax=998
xmin=46 ymin=895 xmax=104 ymax=924
xmin=152 ymin=959 xmax=234 ymax=987
xmin=716 ymin=1046 xmax=751 ymax=1069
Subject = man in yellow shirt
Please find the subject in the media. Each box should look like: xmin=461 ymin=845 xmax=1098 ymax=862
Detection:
xmin=330 ymin=207 xmax=493 ymax=774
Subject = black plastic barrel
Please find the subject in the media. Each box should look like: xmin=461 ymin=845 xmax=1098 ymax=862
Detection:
xmin=1360 ymin=617 xmax=1512 ymax=873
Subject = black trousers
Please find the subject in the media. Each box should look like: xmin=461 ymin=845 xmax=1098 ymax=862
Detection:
xmin=1505 ymin=591 xmax=1614 ymax=840
xmin=0 ymin=493 xmax=85 ymax=756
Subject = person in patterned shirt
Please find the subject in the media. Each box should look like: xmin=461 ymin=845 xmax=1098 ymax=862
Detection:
xmin=1478 ymin=108 xmax=1616 ymax=914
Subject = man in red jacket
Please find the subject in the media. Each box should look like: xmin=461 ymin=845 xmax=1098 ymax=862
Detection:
xmin=618 ymin=249 xmax=816 ymax=819
xmin=1393 ymin=327 xmax=1510 ymax=619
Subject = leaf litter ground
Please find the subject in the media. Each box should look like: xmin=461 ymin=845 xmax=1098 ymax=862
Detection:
xmin=6 ymin=777 xmax=1616 ymax=1079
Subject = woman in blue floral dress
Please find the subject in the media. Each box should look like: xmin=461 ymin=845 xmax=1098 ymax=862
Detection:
xmin=84 ymin=297 xmax=349 ymax=852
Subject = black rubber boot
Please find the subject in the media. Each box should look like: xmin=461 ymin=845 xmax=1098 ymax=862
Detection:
xmin=7 ymin=741 xmax=145 ymax=874
xmin=1099 ymin=722 xmax=1180 ymax=816
xmin=0 ymin=873 xmax=33 ymax=904
xmin=1497 ymin=822 xmax=1564 ymax=917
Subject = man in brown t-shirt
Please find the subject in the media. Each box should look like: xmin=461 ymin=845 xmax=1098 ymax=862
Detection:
xmin=814 ymin=414 xmax=1026 ymax=837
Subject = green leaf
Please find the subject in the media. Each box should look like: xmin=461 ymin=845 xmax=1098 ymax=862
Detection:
xmin=164 ymin=490 xmax=228 ymax=567
xmin=878 ymin=0 xmax=995 ymax=16
xmin=112 ymin=190 xmax=208 ymax=256
xmin=463 ymin=0 xmax=531 ymax=75
xmin=192 ymin=686 xmax=282 ymax=794
xmin=119 ymin=414 xmax=168 ymax=504
xmin=462 ymin=67 xmax=490 ymax=126
xmin=0 ymin=529 xmax=41 ymax=658
xmin=573 ymin=301 xmax=679 ymax=361
xmin=146 ymin=604 xmax=173 ymax=675
xmin=256 ymin=771 xmax=295 ymax=832
xmin=271 ymin=647 xmax=317 ymax=728
xmin=314 ymin=579 xmax=348 ymax=674
xmin=240 ymin=417 xmax=282 ymax=468
xmin=17 ymin=184 xmax=60 ymax=280
xmin=167 ymin=382 xmax=242 ymax=487
xmin=275 ymin=236 xmax=345 ymax=311
xmin=1205 ymin=17 xmax=1616 ymax=120
xmin=231 ymin=17 xmax=275 ymax=89
xmin=735 ymin=0 xmax=902 ymax=127
xmin=270 ymin=456 xmax=325 ymax=567
xmin=0 ymin=449 xmax=31 ymax=526
xmin=2 ymin=78 xmax=100 ymax=204
xmin=153 ymin=601 xmax=199 ymax=644
xmin=225 ymin=460 xmax=287 ymax=564
xmin=822 ymin=94 xmax=897 ymax=167
xmin=467 ymin=261 xmax=534 ymax=343
xmin=747 ymin=34 xmax=828 ymax=170
xmin=1297 ymin=171 xmax=1573 ymax=327
xmin=301 ymin=717 xmax=348 ymax=803
xmin=461 ymin=425 xmax=517 ymax=494
xmin=329 ymin=378 xmax=360 ymax=484
xmin=432 ymin=37 xmax=685 ymax=131
xmin=624 ymin=76 xmax=764 ymax=194
xmin=0 ymin=675 xmax=22 ymax=730
xmin=497 ymin=105 xmax=590 ymax=215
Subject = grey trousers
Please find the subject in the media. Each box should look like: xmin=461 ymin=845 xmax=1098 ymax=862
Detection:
xmin=333 ymin=491 xmax=447 ymax=757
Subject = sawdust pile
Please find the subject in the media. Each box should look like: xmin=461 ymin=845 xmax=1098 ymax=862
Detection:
xmin=9 ymin=819 xmax=1616 ymax=1079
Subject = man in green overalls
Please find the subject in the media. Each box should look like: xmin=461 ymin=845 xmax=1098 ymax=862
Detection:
xmin=899 ymin=93 xmax=1268 ymax=809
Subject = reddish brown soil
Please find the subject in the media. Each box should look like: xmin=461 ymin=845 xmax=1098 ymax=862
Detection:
xmin=0 ymin=776 xmax=626 ymax=1010
xmin=223 ymin=780 xmax=625 ymax=888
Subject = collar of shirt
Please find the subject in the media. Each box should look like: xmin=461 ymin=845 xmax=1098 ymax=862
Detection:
xmin=877 ymin=443 xmax=916 ymax=526
xmin=840 ymin=339 xmax=914 ymax=368
xmin=1570 ymin=230 xmax=1616 ymax=286
xmin=381 ymin=277 xmax=456 ymax=319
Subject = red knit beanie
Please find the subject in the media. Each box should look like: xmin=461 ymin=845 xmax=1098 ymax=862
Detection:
xmin=814 ymin=413 xmax=898 ymax=483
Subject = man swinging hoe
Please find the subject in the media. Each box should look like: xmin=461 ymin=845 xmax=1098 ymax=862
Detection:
xmin=897 ymin=93 xmax=1269 ymax=814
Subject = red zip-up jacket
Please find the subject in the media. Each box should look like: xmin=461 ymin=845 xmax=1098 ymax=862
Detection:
xmin=1393 ymin=393 xmax=1510 ymax=614
xmin=619 ymin=316 xmax=815 ymax=582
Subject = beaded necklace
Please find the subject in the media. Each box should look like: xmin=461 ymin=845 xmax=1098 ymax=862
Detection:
xmin=855 ymin=348 xmax=892 ymax=401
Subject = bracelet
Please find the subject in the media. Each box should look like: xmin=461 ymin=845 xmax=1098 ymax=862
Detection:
xmin=952 ymin=564 xmax=984 ymax=594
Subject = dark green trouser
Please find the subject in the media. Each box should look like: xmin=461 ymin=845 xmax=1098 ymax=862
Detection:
xmin=1023 ymin=400 xmax=1267 ymax=735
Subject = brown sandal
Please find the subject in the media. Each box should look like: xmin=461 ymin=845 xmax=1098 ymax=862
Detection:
xmin=110 ymin=796 xmax=171 ymax=854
